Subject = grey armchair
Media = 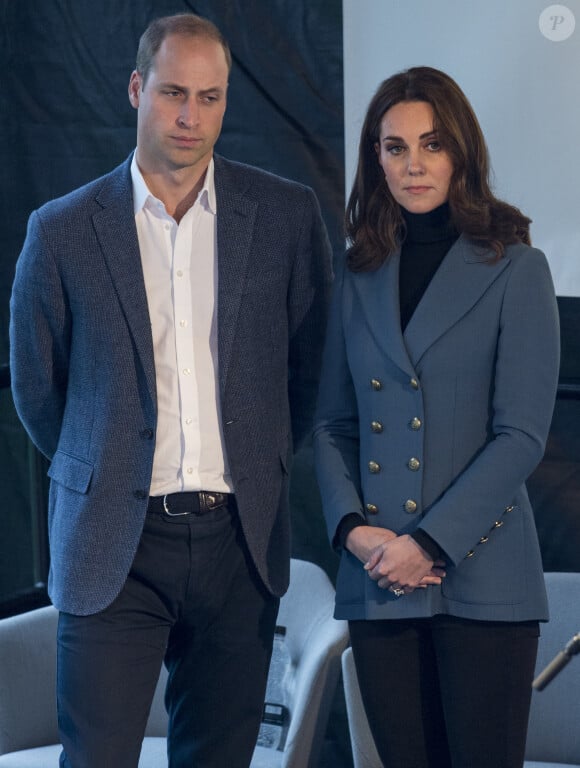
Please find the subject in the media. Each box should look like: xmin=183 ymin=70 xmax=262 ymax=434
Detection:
xmin=0 ymin=558 xmax=348 ymax=768
xmin=341 ymin=571 xmax=580 ymax=768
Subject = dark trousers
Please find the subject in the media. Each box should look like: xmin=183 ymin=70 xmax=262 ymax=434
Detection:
xmin=57 ymin=498 xmax=279 ymax=768
xmin=349 ymin=615 xmax=539 ymax=768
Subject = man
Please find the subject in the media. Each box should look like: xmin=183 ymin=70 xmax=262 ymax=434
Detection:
xmin=9 ymin=13 xmax=332 ymax=768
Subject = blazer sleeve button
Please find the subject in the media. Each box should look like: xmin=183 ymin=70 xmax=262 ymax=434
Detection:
xmin=371 ymin=379 xmax=382 ymax=391
xmin=371 ymin=421 xmax=384 ymax=433
xmin=366 ymin=503 xmax=379 ymax=515
xmin=407 ymin=457 xmax=421 ymax=471
xmin=368 ymin=461 xmax=381 ymax=473
xmin=404 ymin=499 xmax=418 ymax=513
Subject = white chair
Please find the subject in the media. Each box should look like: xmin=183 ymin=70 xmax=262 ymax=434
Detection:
xmin=525 ymin=572 xmax=580 ymax=767
xmin=0 ymin=558 xmax=348 ymax=768
xmin=341 ymin=572 xmax=580 ymax=768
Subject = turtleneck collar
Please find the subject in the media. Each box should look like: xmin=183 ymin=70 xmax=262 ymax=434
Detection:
xmin=402 ymin=202 xmax=457 ymax=244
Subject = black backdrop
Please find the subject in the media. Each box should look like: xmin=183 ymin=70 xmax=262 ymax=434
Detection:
xmin=0 ymin=0 xmax=345 ymax=599
xmin=0 ymin=0 xmax=345 ymax=362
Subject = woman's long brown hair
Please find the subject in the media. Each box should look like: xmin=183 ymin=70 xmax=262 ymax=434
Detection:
xmin=346 ymin=66 xmax=531 ymax=272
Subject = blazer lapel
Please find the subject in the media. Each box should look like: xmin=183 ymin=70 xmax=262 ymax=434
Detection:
xmin=214 ymin=156 xmax=258 ymax=393
xmin=92 ymin=159 xmax=156 ymax=404
xmin=350 ymin=251 xmax=416 ymax=378
xmin=404 ymin=235 xmax=511 ymax=365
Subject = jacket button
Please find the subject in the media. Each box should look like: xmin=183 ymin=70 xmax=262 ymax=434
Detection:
xmin=371 ymin=379 xmax=382 ymax=391
xmin=368 ymin=461 xmax=381 ymax=473
xmin=371 ymin=420 xmax=383 ymax=433
xmin=366 ymin=503 xmax=379 ymax=515
xmin=407 ymin=457 xmax=420 ymax=471
xmin=479 ymin=536 xmax=489 ymax=544
xmin=410 ymin=378 xmax=419 ymax=390
xmin=409 ymin=417 xmax=422 ymax=430
xmin=505 ymin=505 xmax=514 ymax=513
xmin=466 ymin=550 xmax=475 ymax=558
xmin=404 ymin=499 xmax=418 ymax=513
xmin=493 ymin=520 xmax=504 ymax=529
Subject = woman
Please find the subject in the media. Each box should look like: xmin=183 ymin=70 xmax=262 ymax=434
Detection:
xmin=313 ymin=66 xmax=560 ymax=767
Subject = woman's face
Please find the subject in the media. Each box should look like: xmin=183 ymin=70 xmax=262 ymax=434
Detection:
xmin=375 ymin=100 xmax=454 ymax=214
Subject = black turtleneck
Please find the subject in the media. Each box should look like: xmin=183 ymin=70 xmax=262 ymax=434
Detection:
xmin=399 ymin=202 xmax=458 ymax=330
xmin=335 ymin=203 xmax=458 ymax=563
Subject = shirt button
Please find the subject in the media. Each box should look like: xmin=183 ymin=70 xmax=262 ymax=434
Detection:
xmin=410 ymin=378 xmax=419 ymax=390
xmin=180 ymin=320 xmax=188 ymax=328
xmin=368 ymin=461 xmax=381 ymax=474
xmin=177 ymin=270 xmax=183 ymax=277
xmin=409 ymin=417 xmax=422 ymax=430
xmin=366 ymin=503 xmax=379 ymax=515
xmin=185 ymin=418 xmax=193 ymax=425
xmin=183 ymin=368 xmax=191 ymax=375
xmin=371 ymin=379 xmax=382 ymax=391
xmin=404 ymin=499 xmax=418 ymax=513
xmin=186 ymin=467 xmax=193 ymax=475
xmin=407 ymin=457 xmax=421 ymax=471
xmin=371 ymin=421 xmax=383 ymax=433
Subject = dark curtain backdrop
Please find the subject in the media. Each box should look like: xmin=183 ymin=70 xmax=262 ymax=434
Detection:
xmin=0 ymin=0 xmax=344 ymax=601
xmin=0 ymin=0 xmax=344 ymax=362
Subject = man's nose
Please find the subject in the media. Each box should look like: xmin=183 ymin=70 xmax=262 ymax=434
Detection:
xmin=177 ymin=99 xmax=199 ymax=128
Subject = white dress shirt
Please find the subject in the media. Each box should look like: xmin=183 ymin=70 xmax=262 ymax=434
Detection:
xmin=131 ymin=155 xmax=233 ymax=495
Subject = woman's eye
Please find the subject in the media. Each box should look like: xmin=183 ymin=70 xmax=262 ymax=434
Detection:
xmin=426 ymin=141 xmax=441 ymax=151
xmin=386 ymin=144 xmax=404 ymax=155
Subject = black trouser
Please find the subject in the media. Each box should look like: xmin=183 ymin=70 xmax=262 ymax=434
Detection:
xmin=57 ymin=496 xmax=279 ymax=768
xmin=349 ymin=615 xmax=539 ymax=768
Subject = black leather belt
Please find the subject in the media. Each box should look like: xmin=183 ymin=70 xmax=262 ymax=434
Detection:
xmin=148 ymin=491 xmax=231 ymax=517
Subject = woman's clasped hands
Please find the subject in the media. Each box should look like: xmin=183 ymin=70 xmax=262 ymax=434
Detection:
xmin=346 ymin=526 xmax=446 ymax=595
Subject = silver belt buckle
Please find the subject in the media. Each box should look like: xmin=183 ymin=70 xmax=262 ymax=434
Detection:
xmin=162 ymin=494 xmax=190 ymax=517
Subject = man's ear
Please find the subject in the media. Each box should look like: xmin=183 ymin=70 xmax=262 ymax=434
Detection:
xmin=128 ymin=70 xmax=142 ymax=109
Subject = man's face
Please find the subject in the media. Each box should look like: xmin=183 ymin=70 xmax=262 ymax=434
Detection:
xmin=128 ymin=34 xmax=229 ymax=177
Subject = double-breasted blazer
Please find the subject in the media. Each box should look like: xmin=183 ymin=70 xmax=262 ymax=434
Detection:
xmin=313 ymin=236 xmax=559 ymax=622
xmin=10 ymin=154 xmax=333 ymax=616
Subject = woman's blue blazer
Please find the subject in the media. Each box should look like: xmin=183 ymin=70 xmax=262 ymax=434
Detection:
xmin=313 ymin=236 xmax=560 ymax=622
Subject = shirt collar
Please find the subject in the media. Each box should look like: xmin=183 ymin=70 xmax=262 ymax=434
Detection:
xmin=130 ymin=153 xmax=216 ymax=216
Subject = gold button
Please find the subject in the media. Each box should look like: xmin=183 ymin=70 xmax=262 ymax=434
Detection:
xmin=479 ymin=536 xmax=489 ymax=544
xmin=505 ymin=505 xmax=514 ymax=513
xmin=404 ymin=499 xmax=417 ymax=513
xmin=466 ymin=550 xmax=475 ymax=558
xmin=369 ymin=461 xmax=381 ymax=474
xmin=493 ymin=520 xmax=504 ymax=529
xmin=366 ymin=503 xmax=379 ymax=515
xmin=407 ymin=457 xmax=420 ymax=471
xmin=409 ymin=417 xmax=422 ymax=430
xmin=371 ymin=421 xmax=384 ymax=433
xmin=410 ymin=378 xmax=419 ymax=390
xmin=371 ymin=379 xmax=382 ymax=391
